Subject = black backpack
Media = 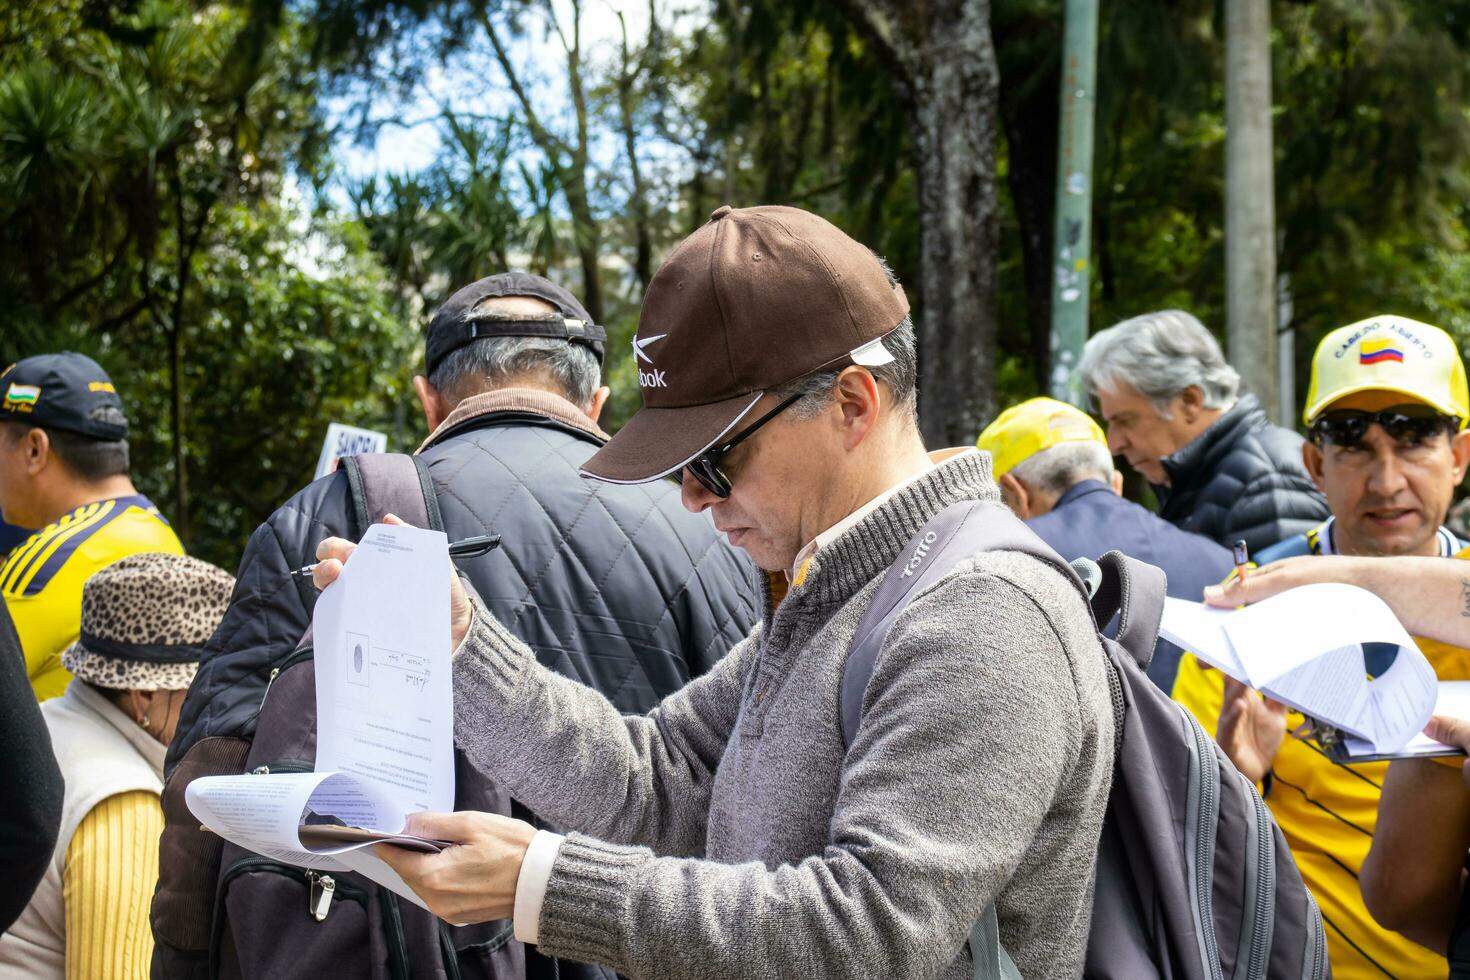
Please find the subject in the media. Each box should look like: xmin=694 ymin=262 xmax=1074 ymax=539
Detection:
xmin=840 ymin=500 xmax=1329 ymax=980
xmin=151 ymin=454 xmax=525 ymax=980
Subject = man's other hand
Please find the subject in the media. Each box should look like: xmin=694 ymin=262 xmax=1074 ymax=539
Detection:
xmin=374 ymin=811 xmax=537 ymax=924
xmin=1218 ymin=677 xmax=1288 ymax=783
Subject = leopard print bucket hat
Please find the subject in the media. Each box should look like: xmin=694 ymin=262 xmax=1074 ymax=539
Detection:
xmin=61 ymin=552 xmax=233 ymax=691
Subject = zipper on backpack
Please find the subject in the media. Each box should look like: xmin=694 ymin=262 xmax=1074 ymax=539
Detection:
xmin=1236 ymin=774 xmax=1276 ymax=980
xmin=256 ymin=646 xmax=315 ymax=717
xmin=1303 ymin=888 xmax=1327 ymax=979
xmin=1181 ymin=707 xmax=1225 ymax=980
xmin=306 ymin=870 xmax=337 ymax=921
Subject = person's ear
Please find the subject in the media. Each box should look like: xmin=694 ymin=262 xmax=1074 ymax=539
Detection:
xmin=1110 ymin=470 xmax=1125 ymax=495
xmin=413 ymin=376 xmax=449 ymax=433
xmin=1177 ymin=386 xmax=1205 ymax=424
xmin=585 ymin=386 xmax=611 ymax=424
xmin=998 ymin=472 xmax=1032 ymax=519
xmin=1450 ymin=428 xmax=1470 ymax=484
xmin=1302 ymin=439 xmax=1327 ymax=492
xmin=832 ymin=367 xmax=883 ymax=450
xmin=22 ymin=427 xmax=49 ymax=476
xmin=124 ymin=689 xmax=148 ymax=726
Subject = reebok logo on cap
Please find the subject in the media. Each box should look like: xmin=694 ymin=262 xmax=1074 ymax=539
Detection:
xmin=634 ymin=333 xmax=669 ymax=388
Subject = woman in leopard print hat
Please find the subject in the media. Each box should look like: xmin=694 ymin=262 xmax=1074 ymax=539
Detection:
xmin=0 ymin=552 xmax=233 ymax=980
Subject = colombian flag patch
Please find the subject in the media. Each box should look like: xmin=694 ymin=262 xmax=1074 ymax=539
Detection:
xmin=1359 ymin=339 xmax=1405 ymax=365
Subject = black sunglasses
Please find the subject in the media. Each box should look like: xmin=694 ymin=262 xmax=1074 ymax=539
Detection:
xmin=1310 ymin=404 xmax=1460 ymax=450
xmin=672 ymin=390 xmax=807 ymax=498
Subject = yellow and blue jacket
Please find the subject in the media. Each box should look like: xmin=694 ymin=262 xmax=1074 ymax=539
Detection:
xmin=1 ymin=495 xmax=183 ymax=701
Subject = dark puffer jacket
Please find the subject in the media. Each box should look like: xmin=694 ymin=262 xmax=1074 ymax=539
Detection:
xmin=1154 ymin=393 xmax=1330 ymax=554
xmin=169 ymin=389 xmax=763 ymax=773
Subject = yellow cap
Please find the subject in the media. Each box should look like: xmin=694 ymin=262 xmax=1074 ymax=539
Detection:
xmin=977 ymin=397 xmax=1108 ymax=478
xmin=1302 ymin=315 xmax=1469 ymax=426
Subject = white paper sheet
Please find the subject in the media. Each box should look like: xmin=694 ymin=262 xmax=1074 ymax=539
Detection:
xmin=1340 ymin=680 xmax=1470 ymax=759
xmin=186 ymin=523 xmax=453 ymax=908
xmin=1159 ymin=583 xmax=1437 ymax=753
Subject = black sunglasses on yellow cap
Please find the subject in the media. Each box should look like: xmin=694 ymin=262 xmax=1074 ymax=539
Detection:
xmin=1309 ymin=403 xmax=1460 ymax=449
xmin=671 ymin=390 xmax=807 ymax=498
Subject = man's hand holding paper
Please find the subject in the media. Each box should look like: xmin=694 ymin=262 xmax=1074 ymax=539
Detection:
xmin=187 ymin=517 xmax=477 ymax=909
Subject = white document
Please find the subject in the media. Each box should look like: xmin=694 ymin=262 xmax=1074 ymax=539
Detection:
xmin=187 ymin=523 xmax=453 ymax=908
xmin=1159 ymin=584 xmax=1438 ymax=753
xmin=1340 ymin=680 xmax=1470 ymax=760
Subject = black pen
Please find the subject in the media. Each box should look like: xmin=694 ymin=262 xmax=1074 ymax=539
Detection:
xmin=288 ymin=533 xmax=502 ymax=578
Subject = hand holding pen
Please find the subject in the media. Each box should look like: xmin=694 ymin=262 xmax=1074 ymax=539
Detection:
xmin=288 ymin=532 xmax=501 ymax=578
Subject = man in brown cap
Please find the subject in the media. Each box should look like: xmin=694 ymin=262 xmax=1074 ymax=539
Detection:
xmin=319 ymin=206 xmax=1116 ymax=979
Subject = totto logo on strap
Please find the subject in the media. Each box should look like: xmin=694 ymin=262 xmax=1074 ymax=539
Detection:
xmin=633 ymin=333 xmax=669 ymax=388
xmin=901 ymin=530 xmax=939 ymax=578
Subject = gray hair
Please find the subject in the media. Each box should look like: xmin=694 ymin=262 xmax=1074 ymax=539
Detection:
xmin=1078 ymin=310 xmax=1240 ymax=417
xmin=428 ymin=307 xmax=601 ymax=406
xmin=771 ymin=254 xmax=919 ymax=426
xmin=1008 ymin=440 xmax=1113 ymax=497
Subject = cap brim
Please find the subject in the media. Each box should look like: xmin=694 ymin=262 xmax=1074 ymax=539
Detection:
xmin=1304 ymin=382 xmax=1466 ymax=427
xmin=582 ymin=391 xmax=764 ymax=484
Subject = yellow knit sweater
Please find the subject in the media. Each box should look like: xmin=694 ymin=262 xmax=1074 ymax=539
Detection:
xmin=63 ymin=791 xmax=163 ymax=980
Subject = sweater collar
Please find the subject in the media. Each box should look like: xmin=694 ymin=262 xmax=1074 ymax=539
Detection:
xmin=419 ymin=388 xmax=608 ymax=453
xmin=63 ymin=680 xmax=167 ymax=779
xmin=786 ymin=448 xmax=1001 ymax=609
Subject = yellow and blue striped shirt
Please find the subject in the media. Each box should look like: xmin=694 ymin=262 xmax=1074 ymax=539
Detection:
xmin=1 ymin=495 xmax=183 ymax=700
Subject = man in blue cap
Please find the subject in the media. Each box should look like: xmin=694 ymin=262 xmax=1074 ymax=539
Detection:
xmin=0 ymin=353 xmax=182 ymax=700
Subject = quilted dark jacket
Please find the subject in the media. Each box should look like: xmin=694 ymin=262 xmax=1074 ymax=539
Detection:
xmin=168 ymin=393 xmax=763 ymax=775
xmin=1153 ymin=393 xmax=1330 ymax=554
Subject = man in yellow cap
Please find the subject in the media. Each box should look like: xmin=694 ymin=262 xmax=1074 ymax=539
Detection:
xmin=978 ymin=397 xmax=1233 ymax=650
xmin=1172 ymin=314 xmax=1470 ymax=979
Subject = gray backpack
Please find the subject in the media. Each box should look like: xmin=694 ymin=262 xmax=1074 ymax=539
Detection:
xmin=840 ymin=500 xmax=1329 ymax=980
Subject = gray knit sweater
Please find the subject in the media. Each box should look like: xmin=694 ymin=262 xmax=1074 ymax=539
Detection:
xmin=453 ymin=452 xmax=1115 ymax=979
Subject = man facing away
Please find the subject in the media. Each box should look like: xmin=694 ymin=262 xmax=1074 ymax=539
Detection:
xmin=161 ymin=272 xmax=762 ymax=979
xmin=0 ymin=353 xmax=182 ymax=700
xmin=978 ymin=396 xmax=1233 ymax=688
xmin=1079 ymin=309 xmax=1329 ymax=553
xmin=321 ymin=205 xmax=1117 ymax=979
xmin=1174 ymin=314 xmax=1470 ymax=979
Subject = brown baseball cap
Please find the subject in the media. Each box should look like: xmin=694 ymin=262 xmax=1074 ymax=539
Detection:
xmin=582 ymin=205 xmax=909 ymax=483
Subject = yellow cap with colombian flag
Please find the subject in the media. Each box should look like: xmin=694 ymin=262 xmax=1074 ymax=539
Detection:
xmin=977 ymin=397 xmax=1107 ymax=479
xmin=1303 ymin=315 xmax=1469 ymax=427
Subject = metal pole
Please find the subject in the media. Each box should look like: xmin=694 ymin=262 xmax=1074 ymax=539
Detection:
xmin=1225 ymin=0 xmax=1279 ymax=421
xmin=1048 ymin=0 xmax=1100 ymax=407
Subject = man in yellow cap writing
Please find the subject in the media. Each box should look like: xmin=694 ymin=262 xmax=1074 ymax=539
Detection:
xmin=1173 ymin=314 xmax=1470 ymax=979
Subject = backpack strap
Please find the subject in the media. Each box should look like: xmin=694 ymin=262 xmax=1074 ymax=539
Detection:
xmin=839 ymin=499 xmax=1088 ymax=750
xmin=970 ymin=904 xmax=1023 ymax=980
xmin=340 ymin=453 xmax=444 ymax=533
xmin=837 ymin=499 xmax=1070 ymax=980
xmin=1087 ymin=551 xmax=1167 ymax=670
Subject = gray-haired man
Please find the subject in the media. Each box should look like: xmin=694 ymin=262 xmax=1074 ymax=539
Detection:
xmin=1079 ymin=309 xmax=1327 ymax=552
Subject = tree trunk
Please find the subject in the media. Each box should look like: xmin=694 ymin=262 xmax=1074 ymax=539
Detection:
xmin=1224 ymin=0 xmax=1278 ymax=420
xmin=908 ymin=1 xmax=1001 ymax=447
xmin=832 ymin=0 xmax=1002 ymax=447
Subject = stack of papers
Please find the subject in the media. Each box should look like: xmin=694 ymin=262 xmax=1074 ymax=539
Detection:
xmin=1159 ymin=583 xmax=1442 ymax=758
xmin=186 ymin=523 xmax=454 ymax=907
